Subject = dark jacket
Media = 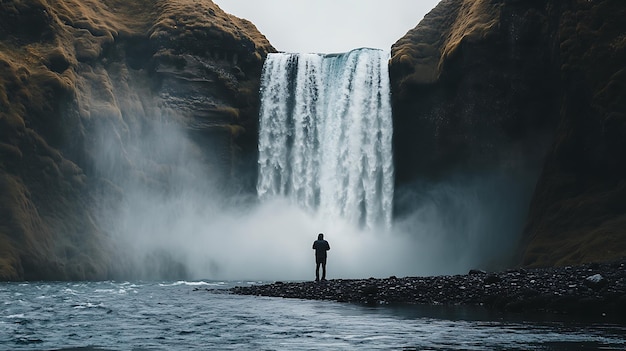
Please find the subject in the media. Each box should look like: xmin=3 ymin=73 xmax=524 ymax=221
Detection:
xmin=312 ymin=239 xmax=330 ymax=258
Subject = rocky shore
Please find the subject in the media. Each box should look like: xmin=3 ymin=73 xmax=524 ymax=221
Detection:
xmin=229 ymin=259 xmax=626 ymax=320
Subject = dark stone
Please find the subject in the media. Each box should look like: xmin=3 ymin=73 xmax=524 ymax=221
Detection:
xmin=361 ymin=284 xmax=379 ymax=295
xmin=229 ymin=259 xmax=626 ymax=320
xmin=484 ymin=274 xmax=501 ymax=285
xmin=469 ymin=269 xmax=486 ymax=275
xmin=584 ymin=274 xmax=607 ymax=290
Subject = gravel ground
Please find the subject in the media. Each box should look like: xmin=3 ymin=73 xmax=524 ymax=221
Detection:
xmin=228 ymin=259 xmax=626 ymax=320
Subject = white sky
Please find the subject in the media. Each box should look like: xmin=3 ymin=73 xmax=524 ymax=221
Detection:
xmin=214 ymin=0 xmax=441 ymax=54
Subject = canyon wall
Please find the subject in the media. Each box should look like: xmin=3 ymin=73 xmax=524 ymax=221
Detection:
xmin=2 ymin=0 xmax=624 ymax=280
xmin=390 ymin=0 xmax=626 ymax=267
xmin=0 ymin=0 xmax=273 ymax=280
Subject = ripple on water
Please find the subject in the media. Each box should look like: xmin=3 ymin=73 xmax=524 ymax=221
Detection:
xmin=0 ymin=281 xmax=625 ymax=350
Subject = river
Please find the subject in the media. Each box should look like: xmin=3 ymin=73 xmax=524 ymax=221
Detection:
xmin=1 ymin=281 xmax=624 ymax=350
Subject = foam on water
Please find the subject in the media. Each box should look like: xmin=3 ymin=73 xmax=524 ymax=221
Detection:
xmin=1 ymin=281 xmax=624 ymax=350
xmin=158 ymin=281 xmax=226 ymax=287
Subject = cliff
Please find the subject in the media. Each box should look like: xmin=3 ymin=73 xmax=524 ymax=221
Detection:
xmin=390 ymin=0 xmax=560 ymax=181
xmin=0 ymin=0 xmax=274 ymax=280
xmin=522 ymin=0 xmax=626 ymax=267
xmin=390 ymin=0 xmax=626 ymax=267
xmin=3 ymin=0 xmax=624 ymax=280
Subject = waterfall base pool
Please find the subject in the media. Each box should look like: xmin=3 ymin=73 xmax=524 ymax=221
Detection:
xmin=1 ymin=281 xmax=625 ymax=350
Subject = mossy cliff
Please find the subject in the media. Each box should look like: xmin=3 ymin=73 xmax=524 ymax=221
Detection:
xmin=390 ymin=0 xmax=626 ymax=267
xmin=2 ymin=0 xmax=624 ymax=280
xmin=0 ymin=0 xmax=273 ymax=280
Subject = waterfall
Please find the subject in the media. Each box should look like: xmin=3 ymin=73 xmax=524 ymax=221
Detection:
xmin=257 ymin=48 xmax=394 ymax=228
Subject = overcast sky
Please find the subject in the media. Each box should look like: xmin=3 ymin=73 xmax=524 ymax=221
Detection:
xmin=214 ymin=0 xmax=441 ymax=54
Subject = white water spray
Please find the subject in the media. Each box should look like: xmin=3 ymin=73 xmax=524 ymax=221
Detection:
xmin=257 ymin=48 xmax=394 ymax=228
xmin=94 ymin=48 xmax=533 ymax=282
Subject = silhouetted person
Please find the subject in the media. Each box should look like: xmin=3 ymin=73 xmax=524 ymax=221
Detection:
xmin=312 ymin=233 xmax=330 ymax=281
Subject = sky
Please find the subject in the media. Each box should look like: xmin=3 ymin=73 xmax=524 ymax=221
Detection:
xmin=214 ymin=0 xmax=442 ymax=54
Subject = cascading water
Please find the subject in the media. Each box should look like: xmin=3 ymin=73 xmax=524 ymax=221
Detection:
xmin=257 ymin=48 xmax=394 ymax=229
xmin=89 ymin=46 xmax=533 ymax=281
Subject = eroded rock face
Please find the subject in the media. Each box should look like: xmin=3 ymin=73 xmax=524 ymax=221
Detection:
xmin=522 ymin=0 xmax=626 ymax=267
xmin=0 ymin=0 xmax=274 ymax=280
xmin=390 ymin=0 xmax=560 ymax=182
xmin=3 ymin=0 xmax=624 ymax=281
xmin=390 ymin=0 xmax=626 ymax=267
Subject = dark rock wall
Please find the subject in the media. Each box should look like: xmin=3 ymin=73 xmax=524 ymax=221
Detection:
xmin=2 ymin=0 xmax=624 ymax=280
xmin=390 ymin=0 xmax=626 ymax=267
xmin=522 ymin=0 xmax=626 ymax=267
xmin=0 ymin=0 xmax=274 ymax=280
xmin=390 ymin=0 xmax=561 ymax=182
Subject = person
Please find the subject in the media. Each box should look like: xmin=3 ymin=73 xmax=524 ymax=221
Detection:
xmin=312 ymin=233 xmax=330 ymax=282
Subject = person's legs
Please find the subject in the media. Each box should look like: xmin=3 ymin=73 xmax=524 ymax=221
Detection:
xmin=315 ymin=262 xmax=321 ymax=281
xmin=321 ymin=261 xmax=327 ymax=281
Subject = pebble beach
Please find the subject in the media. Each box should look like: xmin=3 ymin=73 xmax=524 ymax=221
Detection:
xmin=229 ymin=259 xmax=626 ymax=320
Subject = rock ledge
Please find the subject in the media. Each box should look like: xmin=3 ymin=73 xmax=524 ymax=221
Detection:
xmin=229 ymin=260 xmax=626 ymax=319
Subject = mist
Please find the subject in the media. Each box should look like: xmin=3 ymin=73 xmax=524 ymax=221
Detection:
xmin=84 ymin=47 xmax=540 ymax=282
xmin=92 ymin=108 xmax=536 ymax=281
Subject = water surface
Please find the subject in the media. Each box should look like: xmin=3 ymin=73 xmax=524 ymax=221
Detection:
xmin=1 ymin=281 xmax=624 ymax=350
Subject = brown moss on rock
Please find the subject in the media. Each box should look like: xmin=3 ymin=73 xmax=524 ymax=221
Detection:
xmin=390 ymin=0 xmax=561 ymax=182
xmin=0 ymin=0 xmax=274 ymax=280
xmin=391 ymin=0 xmax=626 ymax=268
xmin=150 ymin=0 xmax=272 ymax=72
xmin=440 ymin=0 xmax=501 ymax=63
xmin=390 ymin=0 xmax=501 ymax=88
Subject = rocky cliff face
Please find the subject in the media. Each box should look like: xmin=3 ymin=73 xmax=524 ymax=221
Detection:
xmin=390 ymin=0 xmax=626 ymax=267
xmin=522 ymin=0 xmax=626 ymax=267
xmin=0 ymin=0 xmax=274 ymax=280
xmin=3 ymin=0 xmax=624 ymax=281
xmin=390 ymin=0 xmax=560 ymax=182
